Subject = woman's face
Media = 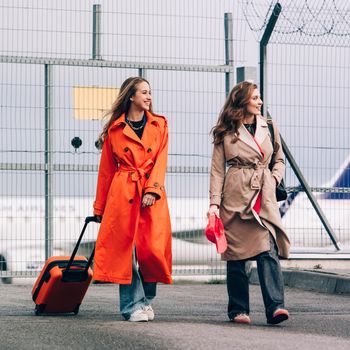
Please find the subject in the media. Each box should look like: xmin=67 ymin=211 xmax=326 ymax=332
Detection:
xmin=246 ymin=88 xmax=263 ymax=116
xmin=131 ymin=81 xmax=152 ymax=111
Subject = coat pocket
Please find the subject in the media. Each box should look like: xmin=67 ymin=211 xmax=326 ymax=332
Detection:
xmin=263 ymin=172 xmax=278 ymax=203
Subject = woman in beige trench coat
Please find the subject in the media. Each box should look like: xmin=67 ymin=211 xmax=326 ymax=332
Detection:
xmin=208 ymin=81 xmax=290 ymax=325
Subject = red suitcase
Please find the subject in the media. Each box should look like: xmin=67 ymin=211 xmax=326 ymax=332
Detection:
xmin=31 ymin=216 xmax=99 ymax=315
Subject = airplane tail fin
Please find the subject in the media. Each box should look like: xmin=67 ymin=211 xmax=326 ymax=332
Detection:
xmin=280 ymin=155 xmax=350 ymax=217
xmin=321 ymin=155 xmax=350 ymax=200
xmin=279 ymin=189 xmax=299 ymax=218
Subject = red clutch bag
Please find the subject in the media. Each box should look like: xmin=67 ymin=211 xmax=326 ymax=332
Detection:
xmin=205 ymin=213 xmax=227 ymax=253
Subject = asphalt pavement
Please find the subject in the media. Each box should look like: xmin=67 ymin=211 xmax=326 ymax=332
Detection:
xmin=1 ymin=269 xmax=350 ymax=350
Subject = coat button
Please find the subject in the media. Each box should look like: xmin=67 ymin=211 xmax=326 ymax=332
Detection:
xmin=129 ymin=199 xmax=134 ymax=204
xmin=145 ymin=173 xmax=150 ymax=179
xmin=124 ymin=147 xmax=129 ymax=152
xmin=154 ymin=182 xmax=159 ymax=187
xmin=147 ymin=148 xmax=152 ymax=153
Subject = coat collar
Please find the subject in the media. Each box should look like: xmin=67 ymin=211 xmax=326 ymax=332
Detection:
xmin=110 ymin=111 xmax=160 ymax=128
xmin=237 ymin=115 xmax=269 ymax=157
xmin=254 ymin=115 xmax=269 ymax=146
xmin=109 ymin=111 xmax=160 ymax=147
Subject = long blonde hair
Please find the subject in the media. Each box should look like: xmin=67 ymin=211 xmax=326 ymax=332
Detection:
xmin=211 ymin=81 xmax=258 ymax=145
xmin=97 ymin=77 xmax=153 ymax=147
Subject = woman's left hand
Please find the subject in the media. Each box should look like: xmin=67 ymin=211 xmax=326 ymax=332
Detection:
xmin=142 ymin=193 xmax=156 ymax=208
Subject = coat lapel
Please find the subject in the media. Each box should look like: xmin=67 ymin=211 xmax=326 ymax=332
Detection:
xmin=254 ymin=116 xmax=269 ymax=147
xmin=237 ymin=123 xmax=261 ymax=156
xmin=122 ymin=115 xmax=144 ymax=145
xmin=237 ymin=116 xmax=270 ymax=157
xmin=110 ymin=114 xmax=142 ymax=145
xmin=110 ymin=112 xmax=160 ymax=149
xmin=141 ymin=111 xmax=160 ymax=149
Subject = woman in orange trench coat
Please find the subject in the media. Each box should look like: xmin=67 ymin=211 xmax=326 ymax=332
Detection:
xmin=93 ymin=77 xmax=172 ymax=322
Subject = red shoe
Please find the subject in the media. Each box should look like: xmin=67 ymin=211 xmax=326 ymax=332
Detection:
xmin=231 ymin=313 xmax=251 ymax=324
xmin=267 ymin=308 xmax=289 ymax=325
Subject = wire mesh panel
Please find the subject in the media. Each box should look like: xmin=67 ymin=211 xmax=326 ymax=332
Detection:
xmin=0 ymin=0 xmax=247 ymax=280
xmin=2 ymin=0 xmax=349 ymax=282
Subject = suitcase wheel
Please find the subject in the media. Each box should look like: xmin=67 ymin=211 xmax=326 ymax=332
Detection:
xmin=73 ymin=304 xmax=80 ymax=315
xmin=35 ymin=304 xmax=45 ymax=316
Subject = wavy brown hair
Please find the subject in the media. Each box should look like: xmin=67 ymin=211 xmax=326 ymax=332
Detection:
xmin=97 ymin=77 xmax=153 ymax=147
xmin=211 ymin=81 xmax=258 ymax=145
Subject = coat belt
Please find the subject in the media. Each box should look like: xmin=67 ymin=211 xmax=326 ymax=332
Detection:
xmin=227 ymin=160 xmax=267 ymax=190
xmin=118 ymin=159 xmax=154 ymax=182
xmin=227 ymin=160 xmax=266 ymax=170
xmin=119 ymin=165 xmax=146 ymax=182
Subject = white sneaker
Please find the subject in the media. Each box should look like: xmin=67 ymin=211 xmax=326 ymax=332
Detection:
xmin=143 ymin=305 xmax=155 ymax=321
xmin=128 ymin=309 xmax=148 ymax=322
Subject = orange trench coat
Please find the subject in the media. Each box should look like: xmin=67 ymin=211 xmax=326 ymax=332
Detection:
xmin=93 ymin=111 xmax=172 ymax=284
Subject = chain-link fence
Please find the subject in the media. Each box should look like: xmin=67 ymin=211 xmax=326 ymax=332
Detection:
xmin=1 ymin=0 xmax=349 ymax=282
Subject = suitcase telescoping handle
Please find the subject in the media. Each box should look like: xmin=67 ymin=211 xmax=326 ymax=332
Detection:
xmin=65 ymin=216 xmax=100 ymax=272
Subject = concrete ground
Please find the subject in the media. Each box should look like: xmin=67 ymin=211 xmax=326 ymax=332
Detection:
xmin=1 ymin=269 xmax=350 ymax=350
xmin=250 ymin=266 xmax=350 ymax=294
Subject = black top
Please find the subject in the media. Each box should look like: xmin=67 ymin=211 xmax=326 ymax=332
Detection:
xmin=244 ymin=122 xmax=256 ymax=137
xmin=126 ymin=114 xmax=146 ymax=139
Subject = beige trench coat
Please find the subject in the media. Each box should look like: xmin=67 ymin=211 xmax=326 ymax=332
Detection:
xmin=209 ymin=115 xmax=290 ymax=260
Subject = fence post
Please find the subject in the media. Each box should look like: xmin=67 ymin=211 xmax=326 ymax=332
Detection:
xmin=92 ymin=4 xmax=102 ymax=60
xmin=224 ymin=13 xmax=234 ymax=96
xmin=138 ymin=68 xmax=145 ymax=78
xmin=236 ymin=66 xmax=257 ymax=84
xmin=44 ymin=64 xmax=53 ymax=260
xmin=259 ymin=3 xmax=281 ymax=115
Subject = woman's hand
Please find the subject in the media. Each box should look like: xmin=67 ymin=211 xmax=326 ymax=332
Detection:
xmin=207 ymin=204 xmax=219 ymax=219
xmin=142 ymin=193 xmax=156 ymax=208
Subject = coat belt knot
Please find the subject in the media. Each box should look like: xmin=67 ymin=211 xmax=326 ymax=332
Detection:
xmin=119 ymin=165 xmax=143 ymax=181
xmin=227 ymin=159 xmax=267 ymax=190
xmin=119 ymin=159 xmax=154 ymax=183
xmin=250 ymin=168 xmax=263 ymax=190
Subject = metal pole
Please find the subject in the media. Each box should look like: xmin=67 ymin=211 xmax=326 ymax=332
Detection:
xmin=44 ymin=64 xmax=53 ymax=259
xmin=224 ymin=13 xmax=234 ymax=96
xmin=259 ymin=3 xmax=282 ymax=115
xmin=138 ymin=68 xmax=144 ymax=78
xmin=236 ymin=66 xmax=257 ymax=84
xmin=92 ymin=4 xmax=102 ymax=60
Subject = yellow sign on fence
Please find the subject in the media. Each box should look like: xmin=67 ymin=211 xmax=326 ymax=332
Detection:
xmin=73 ymin=86 xmax=119 ymax=120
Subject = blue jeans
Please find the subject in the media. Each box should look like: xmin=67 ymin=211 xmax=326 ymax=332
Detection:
xmin=227 ymin=234 xmax=285 ymax=320
xmin=119 ymin=252 xmax=157 ymax=320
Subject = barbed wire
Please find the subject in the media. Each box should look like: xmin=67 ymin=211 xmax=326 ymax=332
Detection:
xmin=240 ymin=0 xmax=350 ymax=46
